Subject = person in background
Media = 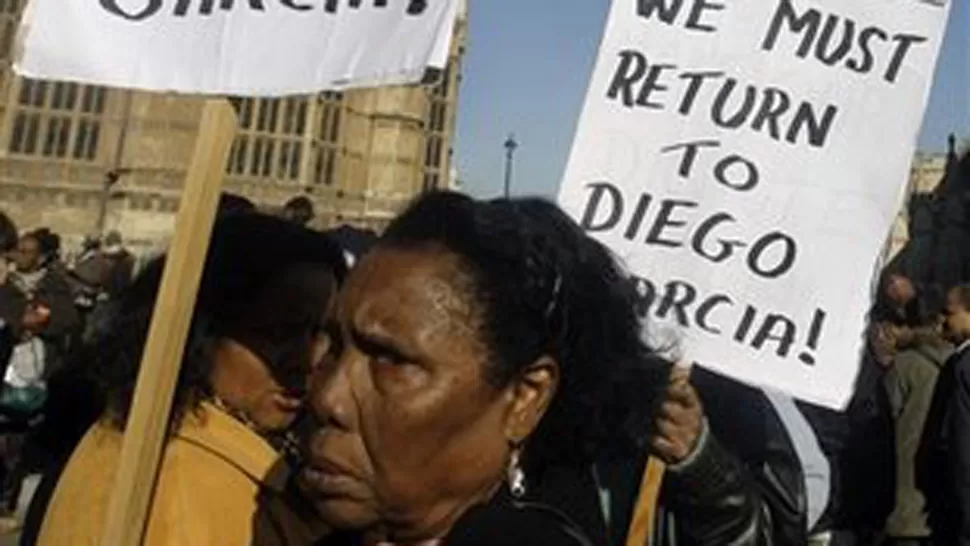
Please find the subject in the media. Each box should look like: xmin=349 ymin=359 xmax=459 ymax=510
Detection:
xmin=36 ymin=213 xmax=347 ymax=546
xmin=0 ymin=213 xmax=17 ymax=285
xmin=282 ymin=196 xmax=315 ymax=227
xmin=882 ymin=289 xmax=952 ymax=546
xmin=67 ymin=235 xmax=105 ymax=327
xmin=220 ymin=192 xmax=257 ymax=216
xmin=99 ymin=231 xmax=134 ymax=301
xmin=69 ymin=235 xmax=102 ymax=284
xmin=0 ymin=229 xmax=76 ymax=522
xmin=919 ymin=284 xmax=970 ymax=546
xmin=4 ymin=229 xmax=78 ymax=409
xmin=0 ymin=212 xmax=19 ymax=351
xmin=886 ymin=274 xmax=919 ymax=316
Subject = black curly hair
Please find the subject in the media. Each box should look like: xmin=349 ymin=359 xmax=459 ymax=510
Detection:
xmin=98 ymin=212 xmax=347 ymax=431
xmin=379 ymin=192 xmax=669 ymax=479
xmin=0 ymin=212 xmax=17 ymax=253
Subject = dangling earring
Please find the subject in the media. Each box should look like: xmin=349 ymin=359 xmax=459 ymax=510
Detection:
xmin=507 ymin=447 xmax=527 ymax=498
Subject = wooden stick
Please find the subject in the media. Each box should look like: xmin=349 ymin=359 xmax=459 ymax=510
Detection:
xmin=100 ymin=99 xmax=238 ymax=546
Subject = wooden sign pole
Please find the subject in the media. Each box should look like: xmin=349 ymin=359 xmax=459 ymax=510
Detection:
xmin=99 ymin=99 xmax=238 ymax=546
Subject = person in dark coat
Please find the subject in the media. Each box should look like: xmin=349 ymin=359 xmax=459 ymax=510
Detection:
xmin=99 ymin=231 xmax=135 ymax=300
xmin=882 ymin=289 xmax=952 ymax=546
xmin=934 ymin=285 xmax=970 ymax=546
xmin=918 ymin=284 xmax=970 ymax=546
xmin=5 ymin=230 xmax=78 ymax=389
xmin=302 ymin=193 xmax=783 ymax=546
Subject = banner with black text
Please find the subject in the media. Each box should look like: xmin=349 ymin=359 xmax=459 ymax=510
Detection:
xmin=15 ymin=0 xmax=460 ymax=95
xmin=559 ymin=0 xmax=951 ymax=409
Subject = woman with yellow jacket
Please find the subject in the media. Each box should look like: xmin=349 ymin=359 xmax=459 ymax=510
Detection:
xmin=37 ymin=213 xmax=346 ymax=546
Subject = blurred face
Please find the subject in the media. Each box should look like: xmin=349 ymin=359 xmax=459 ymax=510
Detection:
xmin=302 ymin=247 xmax=556 ymax=542
xmin=211 ymin=264 xmax=338 ymax=433
xmin=14 ymin=236 xmax=41 ymax=272
xmin=945 ymin=290 xmax=970 ymax=344
xmin=887 ymin=275 xmax=917 ymax=307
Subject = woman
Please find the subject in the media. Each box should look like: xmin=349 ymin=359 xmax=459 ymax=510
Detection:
xmin=36 ymin=213 xmax=346 ymax=546
xmin=303 ymin=192 xmax=775 ymax=545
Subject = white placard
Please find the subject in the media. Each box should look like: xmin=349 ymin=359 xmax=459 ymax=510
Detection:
xmin=15 ymin=0 xmax=459 ymax=95
xmin=560 ymin=0 xmax=951 ymax=409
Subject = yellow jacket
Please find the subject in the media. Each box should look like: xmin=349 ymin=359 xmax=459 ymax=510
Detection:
xmin=38 ymin=402 xmax=328 ymax=546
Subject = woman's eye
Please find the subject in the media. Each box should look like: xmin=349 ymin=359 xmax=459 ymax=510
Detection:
xmin=371 ymin=351 xmax=405 ymax=367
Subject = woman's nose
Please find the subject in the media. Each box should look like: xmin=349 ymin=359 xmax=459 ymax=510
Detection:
xmin=309 ymin=357 xmax=354 ymax=431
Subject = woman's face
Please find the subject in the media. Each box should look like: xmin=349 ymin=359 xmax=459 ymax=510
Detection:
xmin=213 ymin=264 xmax=338 ymax=433
xmin=303 ymin=247 xmax=555 ymax=542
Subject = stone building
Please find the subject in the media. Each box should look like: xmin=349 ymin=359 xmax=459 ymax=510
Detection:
xmin=887 ymin=136 xmax=970 ymax=288
xmin=0 ymin=0 xmax=467 ymax=256
xmin=887 ymin=152 xmax=950 ymax=259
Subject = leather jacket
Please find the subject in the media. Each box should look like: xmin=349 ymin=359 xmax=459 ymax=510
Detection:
xmin=650 ymin=421 xmax=806 ymax=546
xmin=591 ymin=368 xmax=808 ymax=546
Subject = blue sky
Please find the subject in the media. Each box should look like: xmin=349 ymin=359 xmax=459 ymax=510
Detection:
xmin=454 ymin=1 xmax=969 ymax=198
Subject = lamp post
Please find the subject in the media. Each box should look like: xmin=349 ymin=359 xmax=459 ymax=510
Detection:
xmin=503 ymin=133 xmax=518 ymax=198
xmin=96 ymin=89 xmax=134 ymax=236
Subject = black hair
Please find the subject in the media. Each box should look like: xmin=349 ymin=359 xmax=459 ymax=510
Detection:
xmin=901 ymin=284 xmax=947 ymax=328
xmin=21 ymin=228 xmax=61 ymax=264
xmin=0 ymin=213 xmax=17 ymax=253
xmin=98 ymin=213 xmax=347 ymax=431
xmin=871 ymin=272 xmax=915 ymax=323
xmin=283 ymin=196 xmax=315 ymax=226
xmin=218 ymin=192 xmax=256 ymax=216
xmin=379 ymin=192 xmax=669 ymax=478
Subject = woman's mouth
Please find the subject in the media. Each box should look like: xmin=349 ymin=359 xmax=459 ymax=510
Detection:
xmin=301 ymin=460 xmax=360 ymax=495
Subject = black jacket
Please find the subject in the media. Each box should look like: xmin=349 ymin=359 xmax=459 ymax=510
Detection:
xmin=661 ymin=367 xmax=806 ymax=546
xmin=597 ymin=367 xmax=806 ymax=546
xmin=919 ymin=345 xmax=970 ymax=545
xmin=447 ymin=429 xmax=797 ymax=546
xmin=525 ymin=367 xmax=806 ymax=546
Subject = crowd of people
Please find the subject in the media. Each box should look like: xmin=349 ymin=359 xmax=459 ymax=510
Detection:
xmin=0 ymin=173 xmax=963 ymax=546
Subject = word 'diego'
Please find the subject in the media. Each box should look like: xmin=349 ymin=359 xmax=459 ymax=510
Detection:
xmin=99 ymin=0 xmax=427 ymax=21
xmin=581 ymin=182 xmax=797 ymax=280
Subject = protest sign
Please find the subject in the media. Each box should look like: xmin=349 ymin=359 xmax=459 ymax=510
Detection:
xmin=14 ymin=0 xmax=459 ymax=95
xmin=559 ymin=0 xmax=951 ymax=409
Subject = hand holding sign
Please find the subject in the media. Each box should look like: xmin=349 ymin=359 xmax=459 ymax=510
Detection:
xmin=651 ymin=365 xmax=704 ymax=465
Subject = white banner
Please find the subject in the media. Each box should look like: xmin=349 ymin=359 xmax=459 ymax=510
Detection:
xmin=15 ymin=0 xmax=459 ymax=95
xmin=560 ymin=0 xmax=951 ymax=409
